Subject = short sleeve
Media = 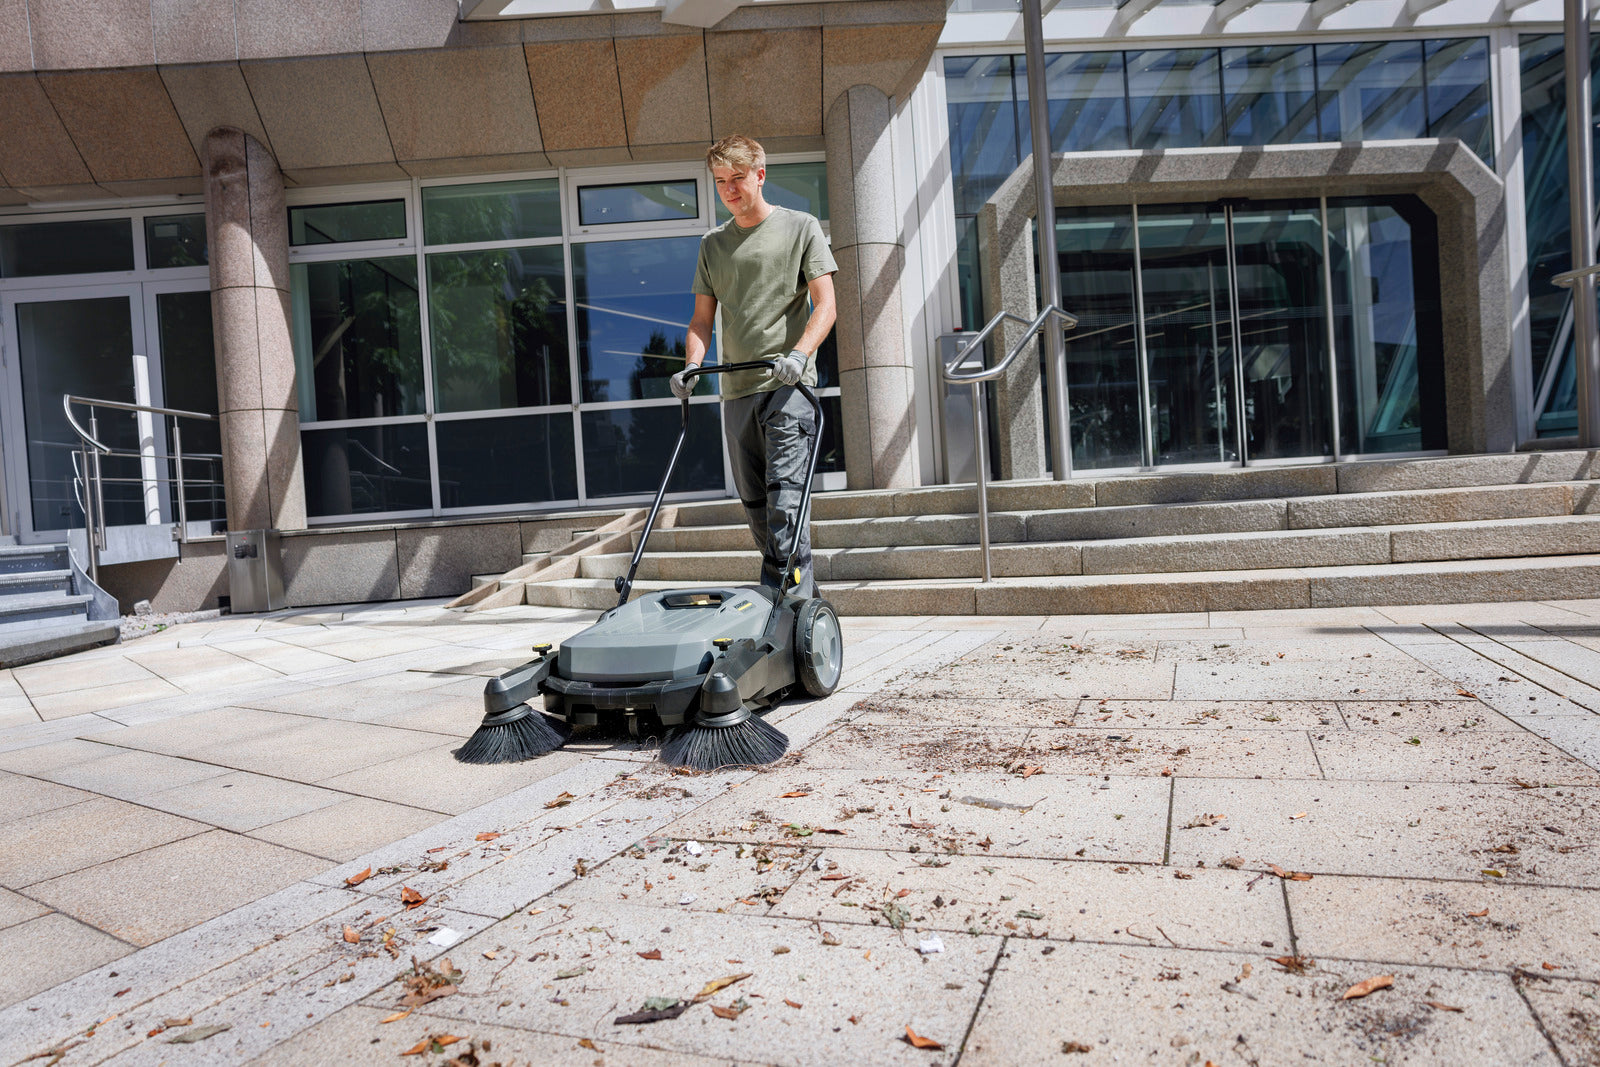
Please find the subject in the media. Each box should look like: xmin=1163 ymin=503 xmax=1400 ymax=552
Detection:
xmin=800 ymin=215 xmax=838 ymax=281
xmin=691 ymin=236 xmax=716 ymax=297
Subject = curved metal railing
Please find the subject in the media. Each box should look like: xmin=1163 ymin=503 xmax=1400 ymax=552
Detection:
xmin=941 ymin=305 xmax=1078 ymax=583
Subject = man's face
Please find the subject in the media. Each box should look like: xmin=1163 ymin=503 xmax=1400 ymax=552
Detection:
xmin=712 ymin=164 xmax=765 ymax=220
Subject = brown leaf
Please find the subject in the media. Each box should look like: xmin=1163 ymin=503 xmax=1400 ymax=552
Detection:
xmin=696 ymin=973 xmax=752 ymax=1000
xmin=637 ymin=950 xmax=662 ymax=960
xmin=815 ymin=827 xmax=847 ymax=835
xmin=1019 ymin=766 xmax=1042 ymax=779
xmin=401 ymin=1038 xmax=430 ymax=1056
xmin=1269 ymin=955 xmax=1313 ymax=974
xmin=163 ymin=1017 xmax=192 ymax=1027
xmin=578 ymin=1038 xmax=597 ymax=1050
xmin=1542 ymin=962 xmax=1561 ymax=971
xmin=904 ymin=1025 xmax=944 ymax=1050
xmin=1426 ymin=1001 xmax=1464 ymax=1012
xmin=1267 ymin=863 xmax=1313 ymax=881
xmin=784 ymin=999 xmax=803 ymax=1008
xmin=544 ymin=791 xmax=576 ymax=809
xmin=820 ymin=872 xmax=850 ymax=881
xmin=1466 ymin=908 xmax=1489 ymax=917
xmin=400 ymin=886 xmax=427 ymax=909
xmin=399 ymin=984 xmax=457 ymax=1008
xmin=341 ymin=925 xmax=359 ymax=944
xmin=344 ymin=867 xmax=372 ymax=887
xmin=1341 ymin=975 xmax=1394 ymax=1000
xmin=821 ymin=931 xmax=841 ymax=946
xmin=1457 ymin=688 xmax=1477 ymax=698
xmin=482 ymin=951 xmax=497 ymax=960
xmin=711 ymin=1005 xmax=742 ymax=1020
xmin=379 ymin=1010 xmax=411 ymax=1024
xmin=1062 ymin=1042 xmax=1093 ymax=1054
xmin=779 ymin=791 xmax=811 ymax=798
xmin=1221 ymin=856 xmax=1246 ymax=869
xmin=475 ymin=832 xmax=501 ymax=842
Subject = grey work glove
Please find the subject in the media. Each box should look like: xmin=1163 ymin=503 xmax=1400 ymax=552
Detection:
xmin=669 ymin=366 xmax=697 ymax=400
xmin=772 ymin=350 xmax=806 ymax=386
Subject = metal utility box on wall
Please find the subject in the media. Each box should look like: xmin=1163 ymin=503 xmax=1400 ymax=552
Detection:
xmin=938 ymin=332 xmax=983 ymax=484
xmin=225 ymin=529 xmax=285 ymax=613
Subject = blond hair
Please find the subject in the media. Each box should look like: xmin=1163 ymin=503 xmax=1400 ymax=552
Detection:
xmin=706 ymin=134 xmax=765 ymax=173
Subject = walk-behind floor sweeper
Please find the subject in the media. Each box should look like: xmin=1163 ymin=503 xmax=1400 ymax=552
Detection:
xmin=454 ymin=360 xmax=844 ymax=772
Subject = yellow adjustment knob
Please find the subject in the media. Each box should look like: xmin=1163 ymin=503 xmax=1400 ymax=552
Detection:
xmin=532 ymin=642 xmax=553 ymax=654
xmin=713 ymin=638 xmax=734 ymax=650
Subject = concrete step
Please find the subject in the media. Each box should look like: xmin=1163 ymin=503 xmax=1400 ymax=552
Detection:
xmin=524 ymin=553 xmax=1600 ymax=617
xmin=0 ymin=617 xmax=119 ymax=668
xmin=0 ymin=569 xmax=73 ymax=596
xmin=0 ymin=591 xmax=94 ymax=634
xmin=0 ymin=543 xmax=70 ymax=573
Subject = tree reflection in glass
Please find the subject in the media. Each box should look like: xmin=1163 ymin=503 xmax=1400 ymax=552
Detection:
xmin=572 ymin=237 xmax=702 ymax=403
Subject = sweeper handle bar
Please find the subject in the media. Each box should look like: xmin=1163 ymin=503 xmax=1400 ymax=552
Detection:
xmin=612 ymin=359 xmax=825 ymax=608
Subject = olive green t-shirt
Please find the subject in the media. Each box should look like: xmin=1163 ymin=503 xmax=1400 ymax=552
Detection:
xmin=691 ymin=206 xmax=838 ymax=400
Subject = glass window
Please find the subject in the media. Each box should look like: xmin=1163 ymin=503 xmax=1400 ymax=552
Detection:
xmin=1426 ymin=38 xmax=1494 ymax=166
xmin=1316 ymin=41 xmax=1426 ymax=143
xmin=572 ymin=236 xmax=700 ymax=404
xmin=422 ymin=179 xmax=560 ymax=245
xmin=715 ymin=162 xmax=829 ymax=223
xmin=581 ymin=404 xmax=724 ymax=498
xmin=1126 ymin=49 xmax=1223 ymax=150
xmin=154 ymin=291 xmax=222 ymax=520
xmin=1056 ymin=207 xmax=1144 ymax=469
xmin=1222 ymin=46 xmax=1319 ymax=146
xmin=816 ymin=394 xmax=846 ymax=474
xmin=944 ymin=54 xmax=1024 ymax=216
xmin=302 ymin=423 xmax=431 ymax=517
xmin=577 ymin=181 xmax=699 ymax=226
xmin=291 ymin=256 xmax=423 ymax=421
xmin=426 ymin=246 xmax=570 ymax=412
xmin=289 ymin=200 xmax=406 ymax=246
xmin=144 ymin=214 xmax=208 ymax=268
xmin=1043 ymin=51 xmax=1129 ymax=153
xmin=436 ymin=413 xmax=578 ymax=508
xmin=0 ymin=219 xmax=134 ymax=277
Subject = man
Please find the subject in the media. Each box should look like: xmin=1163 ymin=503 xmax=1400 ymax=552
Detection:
xmin=672 ymin=135 xmax=837 ymax=598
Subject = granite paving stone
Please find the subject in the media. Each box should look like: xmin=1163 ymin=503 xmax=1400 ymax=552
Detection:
xmin=1173 ymin=656 xmax=1465 ymax=701
xmin=247 ymin=796 xmax=447 ymax=862
xmin=26 ymin=676 xmax=187 ymax=721
xmin=0 ymin=797 xmax=208 ymax=888
xmin=1518 ymin=976 xmax=1600 ymax=1065
xmin=0 ymin=770 xmax=97 ymax=825
xmin=35 ymin=747 xmax=231 ymax=801
xmin=1019 ymin=727 xmax=1323 ymax=779
xmin=86 ymin=706 xmax=303 ymax=758
xmin=140 ymin=770 xmax=347 ymax=831
xmin=0 ymin=888 xmax=48 ymax=931
xmin=1338 ymin=699 xmax=1520 ymax=730
xmin=1085 ymin=698 xmax=1341 ymax=728
xmin=793 ymin=725 xmax=1033 ymax=772
xmin=849 ymin=694 xmax=1079 ymax=727
xmin=11 ymin=656 xmax=162 ymax=697
xmin=1288 ymin=874 xmax=1600 ymax=978
xmin=317 ymin=742 xmax=590 ymax=814
xmin=1310 ymin=729 xmax=1600 ymax=784
xmin=195 ymin=718 xmax=455 ymax=782
xmin=564 ymin=839 xmax=816 ymax=917
xmin=961 ymin=940 xmax=1557 ymax=1064
xmin=122 ymin=644 xmax=284 ymax=688
xmin=0 ymin=914 xmax=133 ymax=1008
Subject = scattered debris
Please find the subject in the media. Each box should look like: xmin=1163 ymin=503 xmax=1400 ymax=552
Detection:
xmin=345 ymin=867 xmax=372 ymax=887
xmin=1342 ymin=975 xmax=1394 ymax=1000
xmin=918 ymin=934 xmax=945 ymax=955
xmin=427 ymin=928 xmax=461 ymax=948
xmin=166 ymin=1024 xmax=231 ymax=1044
xmin=903 ymin=1025 xmax=943 ymax=1050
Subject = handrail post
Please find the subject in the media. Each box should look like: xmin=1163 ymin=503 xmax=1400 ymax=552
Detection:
xmin=1022 ymin=0 xmax=1071 ymax=480
xmin=172 ymin=418 xmax=189 ymax=543
xmin=80 ymin=441 xmax=98 ymax=583
xmin=88 ymin=411 xmax=107 ymax=561
xmin=973 ymin=379 xmax=992 ymax=583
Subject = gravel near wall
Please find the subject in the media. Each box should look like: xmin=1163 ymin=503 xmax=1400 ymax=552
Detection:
xmin=120 ymin=608 xmax=223 ymax=642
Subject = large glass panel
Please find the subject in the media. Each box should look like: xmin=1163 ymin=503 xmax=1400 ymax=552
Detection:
xmin=1229 ymin=202 xmax=1333 ymax=460
xmin=291 ymin=256 xmax=423 ymax=421
xmin=1126 ymin=49 xmax=1223 ymax=149
xmin=144 ymin=214 xmax=208 ymax=268
xmin=955 ymin=216 xmax=986 ymax=332
xmin=422 ymin=179 xmax=560 ymax=245
xmin=1426 ymin=38 xmax=1494 ymax=164
xmin=1327 ymin=197 xmax=1447 ymax=454
xmin=944 ymin=55 xmax=1023 ymax=216
xmin=572 ymin=237 xmax=700 ymax=404
xmin=816 ymin=394 xmax=845 ymax=474
xmin=435 ymin=413 xmax=578 ymax=508
xmin=1056 ymin=207 xmax=1144 ymax=469
xmin=581 ymin=405 xmax=724 ymax=498
xmin=14 ymin=296 xmax=141 ymax=530
xmin=1041 ymin=51 xmax=1129 ymax=153
xmin=1222 ymin=46 xmax=1318 ymax=146
xmin=716 ymin=162 xmax=829 ymax=223
xmin=577 ymin=181 xmax=698 ymax=226
xmin=1316 ymin=41 xmax=1426 ymax=143
xmin=0 ymin=219 xmax=134 ymax=277
xmin=302 ymin=423 xmax=431 ymax=517
xmin=155 ymin=290 xmax=224 ymax=522
xmin=1136 ymin=205 xmax=1239 ymax=464
xmin=426 ymin=246 xmax=570 ymax=412
xmin=289 ymin=201 xmax=407 ymax=246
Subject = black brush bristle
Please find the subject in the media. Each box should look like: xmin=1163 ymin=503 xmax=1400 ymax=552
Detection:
xmin=454 ymin=705 xmax=570 ymax=765
xmin=659 ymin=715 xmax=788 ymax=771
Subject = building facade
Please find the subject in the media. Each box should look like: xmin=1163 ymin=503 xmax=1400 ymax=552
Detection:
xmin=0 ymin=0 xmax=1588 ymax=607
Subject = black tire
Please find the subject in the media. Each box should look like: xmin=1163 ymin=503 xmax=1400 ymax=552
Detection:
xmin=794 ymin=598 xmax=843 ymax=697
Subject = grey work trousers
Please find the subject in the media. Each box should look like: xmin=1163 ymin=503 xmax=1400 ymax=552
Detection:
xmin=721 ymin=385 xmax=816 ymax=596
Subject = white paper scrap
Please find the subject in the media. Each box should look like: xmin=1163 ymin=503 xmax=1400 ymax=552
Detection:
xmin=685 ymin=841 xmax=704 ymax=857
xmin=918 ymin=935 xmax=945 ymax=955
xmin=428 ymin=927 xmax=461 ymax=948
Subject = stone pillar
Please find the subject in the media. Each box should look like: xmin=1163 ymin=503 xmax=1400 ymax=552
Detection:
xmin=977 ymin=167 xmax=1047 ymax=480
xmin=202 ymin=127 xmax=306 ymax=532
xmin=825 ymin=85 xmax=920 ymax=491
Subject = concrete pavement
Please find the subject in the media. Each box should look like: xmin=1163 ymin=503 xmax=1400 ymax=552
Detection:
xmin=0 ymin=597 xmax=1597 ymax=1064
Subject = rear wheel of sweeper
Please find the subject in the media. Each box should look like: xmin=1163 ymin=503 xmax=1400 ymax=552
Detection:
xmin=795 ymin=598 xmax=843 ymax=696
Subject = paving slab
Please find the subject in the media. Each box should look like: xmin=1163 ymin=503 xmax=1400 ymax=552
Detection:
xmin=26 ymin=676 xmax=188 ymax=721
xmin=663 ymin=767 xmax=1169 ymax=864
xmin=1083 ymin=699 xmax=1340 ymax=729
xmin=772 ymin=850 xmax=1291 ymax=950
xmin=793 ymin=725 xmax=1033 ymax=773
xmin=961 ymin=939 xmax=1557 ymax=1064
xmin=0 ymin=887 xmax=48 ymax=931
xmin=123 ymin=644 xmax=284 ymax=689
xmin=1173 ymin=655 xmax=1465 ymax=701
xmin=1168 ymin=779 xmax=1600 ymax=885
xmin=1310 ymin=729 xmax=1600 ymax=784
xmin=894 ymin=653 xmax=1175 ymax=701
xmin=141 ymin=770 xmax=347 ymax=831
xmin=0 ymin=701 xmax=39 ymax=729
xmin=248 ymin=796 xmax=447 ymax=862
xmin=0 ymin=770 xmax=97 ymax=825
xmin=25 ymin=830 xmax=326 ymax=947
xmin=36 ymin=747 xmax=231 ymax=801
xmin=318 ymin=742 xmax=591 ymax=815
xmin=1518 ymin=975 xmax=1600 ymax=1066
xmin=1288 ymin=874 xmax=1600 ymax=979
xmin=234 ymin=679 xmax=483 ymax=736
xmin=1020 ymin=727 xmax=1323 ymax=779
xmin=379 ymin=899 xmax=1000 ymax=1067
xmin=192 ymin=718 xmax=455 ymax=783
xmin=848 ymin=694 xmax=1078 ymax=728
xmin=0 ymin=913 xmax=133 ymax=1008
xmin=1338 ymin=699 xmax=1519 ymax=730
xmin=0 ymin=797 xmax=208 ymax=889
xmin=1155 ymin=634 xmax=1406 ymax=662
xmin=565 ymin=839 xmax=816 ymax=917
xmin=88 ymin=706 xmax=305 ymax=759
xmin=11 ymin=656 xmax=162 ymax=698
xmin=204 ymin=636 xmax=352 ymax=675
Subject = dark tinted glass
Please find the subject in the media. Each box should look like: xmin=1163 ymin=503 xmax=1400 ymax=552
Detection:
xmin=1222 ymin=46 xmax=1318 ymax=145
xmin=1041 ymin=51 xmax=1128 ymax=153
xmin=0 ymin=219 xmax=134 ymax=277
xmin=422 ymin=179 xmax=560 ymax=244
xmin=427 ymin=246 xmax=570 ymax=412
xmin=944 ymin=54 xmax=1023 ymax=215
xmin=1126 ymin=49 xmax=1223 ymax=149
xmin=1316 ymin=41 xmax=1425 ymax=143
xmin=145 ymin=214 xmax=208 ymax=268
xmin=581 ymin=404 xmax=724 ymax=498
xmin=1056 ymin=207 xmax=1145 ymax=470
xmin=436 ymin=413 xmax=578 ymax=508
xmin=292 ymin=256 xmax=423 ymax=420
xmin=578 ymin=182 xmax=698 ymax=226
xmin=1426 ymin=38 xmax=1494 ymax=164
xmin=572 ymin=236 xmax=700 ymax=404
xmin=302 ymin=423 xmax=432 ymax=516
xmin=289 ymin=200 xmax=406 ymax=245
xmin=155 ymin=291 xmax=223 ymax=521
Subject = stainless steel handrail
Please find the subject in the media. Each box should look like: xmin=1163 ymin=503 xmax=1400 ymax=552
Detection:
xmin=62 ymin=393 xmax=221 ymax=582
xmin=942 ymin=305 xmax=1078 ymax=583
xmin=1552 ymin=263 xmax=1600 ymax=288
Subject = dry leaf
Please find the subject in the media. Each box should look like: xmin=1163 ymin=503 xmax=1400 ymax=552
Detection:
xmin=400 ymin=886 xmax=428 ymax=909
xmin=1290 ymin=812 xmax=1308 ymax=819
xmin=475 ymin=832 xmax=502 ymax=842
xmin=821 ymin=873 xmax=850 ymax=881
xmin=1270 ymin=955 xmax=1313 ymax=974
xmin=1186 ymin=813 xmax=1227 ymax=828
xmin=1221 ymin=856 xmax=1246 ymax=869
xmin=1467 ymin=908 xmax=1489 ymax=918
xmin=400 ymin=1038 xmax=429 ymax=1056
xmin=1342 ymin=975 xmax=1394 ymax=1000
xmin=904 ymin=1025 xmax=944 ymax=1050
xmin=345 ymin=867 xmax=371 ymax=887
xmin=711 ymin=1005 xmax=742 ymax=1020
xmin=779 ymin=791 xmax=811 ymax=798
xmin=1426 ymin=1001 xmax=1464 ymax=1012
xmin=1542 ymin=962 xmax=1561 ymax=971
xmin=166 ymin=1024 xmax=230 ymax=1045
xmin=164 ymin=1017 xmax=192 ymax=1027
xmin=482 ymin=951 xmax=497 ymax=960
xmin=815 ymin=827 xmax=847 ymax=835
xmin=821 ymin=931 xmax=841 ymax=946
xmin=544 ymin=792 xmax=576 ymax=809
xmin=1019 ymin=766 xmax=1042 ymax=779
xmin=578 ymin=1038 xmax=597 ymax=1050
xmin=695 ymin=973 xmax=753 ymax=1000
xmin=1457 ymin=688 xmax=1477 ymax=698
xmin=1267 ymin=863 xmax=1313 ymax=881
xmin=637 ymin=950 xmax=662 ymax=960
xmin=379 ymin=1010 xmax=411 ymax=1024
xmin=785 ymin=999 xmax=803 ymax=1008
